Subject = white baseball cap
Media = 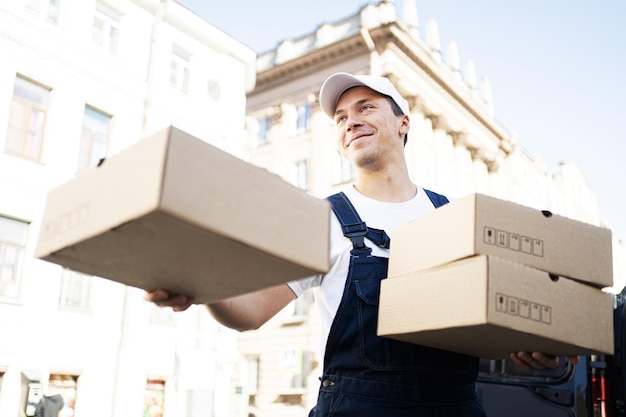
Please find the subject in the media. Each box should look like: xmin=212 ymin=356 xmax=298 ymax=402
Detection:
xmin=319 ymin=72 xmax=409 ymax=119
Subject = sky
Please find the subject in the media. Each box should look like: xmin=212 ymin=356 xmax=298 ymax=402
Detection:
xmin=179 ymin=0 xmax=626 ymax=241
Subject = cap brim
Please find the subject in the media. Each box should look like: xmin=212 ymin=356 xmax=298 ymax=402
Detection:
xmin=319 ymin=72 xmax=367 ymax=118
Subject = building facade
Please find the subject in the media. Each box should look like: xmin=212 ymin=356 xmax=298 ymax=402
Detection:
xmin=0 ymin=0 xmax=255 ymax=416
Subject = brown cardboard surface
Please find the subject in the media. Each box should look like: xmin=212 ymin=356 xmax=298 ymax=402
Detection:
xmin=35 ymin=126 xmax=330 ymax=304
xmin=389 ymin=193 xmax=613 ymax=288
xmin=378 ymin=255 xmax=614 ymax=358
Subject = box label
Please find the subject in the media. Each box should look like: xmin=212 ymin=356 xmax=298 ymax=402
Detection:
xmin=496 ymin=293 xmax=551 ymax=324
xmin=484 ymin=227 xmax=544 ymax=257
xmin=44 ymin=202 xmax=91 ymax=236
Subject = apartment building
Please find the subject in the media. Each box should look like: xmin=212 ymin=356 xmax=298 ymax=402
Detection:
xmin=0 ymin=1 xmax=255 ymax=416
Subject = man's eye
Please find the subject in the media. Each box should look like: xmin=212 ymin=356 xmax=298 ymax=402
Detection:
xmin=336 ymin=116 xmax=347 ymax=124
xmin=361 ymin=105 xmax=373 ymax=111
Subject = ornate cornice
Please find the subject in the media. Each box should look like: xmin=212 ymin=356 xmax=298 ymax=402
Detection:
xmin=252 ymin=19 xmax=515 ymax=170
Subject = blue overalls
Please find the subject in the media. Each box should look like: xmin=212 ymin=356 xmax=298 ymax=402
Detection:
xmin=309 ymin=191 xmax=487 ymax=417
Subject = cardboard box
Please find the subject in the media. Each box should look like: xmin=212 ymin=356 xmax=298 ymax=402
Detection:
xmin=35 ymin=126 xmax=330 ymax=304
xmin=379 ymin=255 xmax=614 ymax=359
xmin=389 ymin=193 xmax=613 ymax=288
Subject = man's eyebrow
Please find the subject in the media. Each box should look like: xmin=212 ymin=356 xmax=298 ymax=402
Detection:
xmin=335 ymin=98 xmax=375 ymax=116
xmin=355 ymin=98 xmax=374 ymax=107
xmin=334 ymin=107 xmax=347 ymax=119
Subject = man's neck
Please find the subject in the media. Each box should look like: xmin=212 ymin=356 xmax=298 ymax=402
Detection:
xmin=353 ymin=170 xmax=416 ymax=203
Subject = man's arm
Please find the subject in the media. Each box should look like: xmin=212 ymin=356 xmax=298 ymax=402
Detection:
xmin=145 ymin=283 xmax=297 ymax=332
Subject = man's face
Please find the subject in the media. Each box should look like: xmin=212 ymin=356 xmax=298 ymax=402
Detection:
xmin=333 ymin=86 xmax=408 ymax=171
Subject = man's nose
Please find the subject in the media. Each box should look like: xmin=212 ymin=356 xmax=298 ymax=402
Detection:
xmin=346 ymin=114 xmax=363 ymax=130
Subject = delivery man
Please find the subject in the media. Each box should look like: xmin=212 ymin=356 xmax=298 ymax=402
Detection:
xmin=147 ymin=72 xmax=578 ymax=416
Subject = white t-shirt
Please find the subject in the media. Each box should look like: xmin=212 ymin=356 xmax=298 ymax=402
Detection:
xmin=288 ymin=185 xmax=439 ymax=361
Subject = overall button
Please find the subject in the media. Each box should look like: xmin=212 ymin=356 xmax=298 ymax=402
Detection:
xmin=321 ymin=379 xmax=335 ymax=387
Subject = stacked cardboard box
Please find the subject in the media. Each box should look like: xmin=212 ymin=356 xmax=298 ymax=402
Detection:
xmin=35 ymin=126 xmax=330 ymax=304
xmin=378 ymin=193 xmax=614 ymax=359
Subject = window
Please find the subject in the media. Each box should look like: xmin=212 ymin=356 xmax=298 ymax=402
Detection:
xmin=282 ymin=348 xmax=300 ymax=375
xmin=5 ymin=76 xmax=50 ymax=161
xmin=281 ymin=349 xmax=314 ymax=390
xmin=144 ymin=379 xmax=166 ymax=417
xmin=0 ymin=216 xmax=29 ymax=300
xmin=48 ymin=374 xmax=78 ymax=416
xmin=245 ymin=356 xmax=260 ymax=407
xmin=58 ymin=269 xmax=92 ymax=310
xmin=25 ymin=0 xmax=61 ymax=24
xmin=296 ymin=103 xmax=311 ymax=134
xmin=170 ymin=46 xmax=191 ymax=93
xmin=78 ymin=106 xmax=111 ymax=172
xmin=92 ymin=1 xmax=121 ymax=53
xmin=293 ymin=159 xmax=308 ymax=190
xmin=246 ymin=356 xmax=259 ymax=394
xmin=331 ymin=151 xmax=354 ymax=184
xmin=257 ymin=117 xmax=270 ymax=146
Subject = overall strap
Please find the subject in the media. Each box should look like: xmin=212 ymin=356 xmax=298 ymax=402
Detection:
xmin=424 ymin=188 xmax=450 ymax=208
xmin=326 ymin=192 xmax=390 ymax=250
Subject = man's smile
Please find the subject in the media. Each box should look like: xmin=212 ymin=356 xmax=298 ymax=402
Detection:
xmin=347 ymin=131 xmax=373 ymax=147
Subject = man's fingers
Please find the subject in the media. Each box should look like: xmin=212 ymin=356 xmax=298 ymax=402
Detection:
xmin=509 ymin=352 xmax=530 ymax=370
xmin=568 ymin=355 xmax=580 ymax=366
xmin=144 ymin=290 xmax=195 ymax=311
xmin=144 ymin=289 xmax=170 ymax=303
xmin=510 ymin=352 xmax=561 ymax=370
xmin=531 ymin=352 xmax=559 ymax=368
xmin=170 ymin=294 xmax=195 ymax=311
xmin=510 ymin=353 xmax=579 ymax=370
xmin=511 ymin=352 xmax=542 ymax=369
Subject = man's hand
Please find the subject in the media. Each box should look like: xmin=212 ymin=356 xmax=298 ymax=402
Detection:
xmin=509 ymin=352 xmax=580 ymax=370
xmin=144 ymin=289 xmax=195 ymax=312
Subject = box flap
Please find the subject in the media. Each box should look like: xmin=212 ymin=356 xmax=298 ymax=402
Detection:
xmin=35 ymin=129 xmax=169 ymax=258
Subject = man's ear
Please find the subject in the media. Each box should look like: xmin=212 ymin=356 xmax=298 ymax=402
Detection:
xmin=399 ymin=115 xmax=410 ymax=138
